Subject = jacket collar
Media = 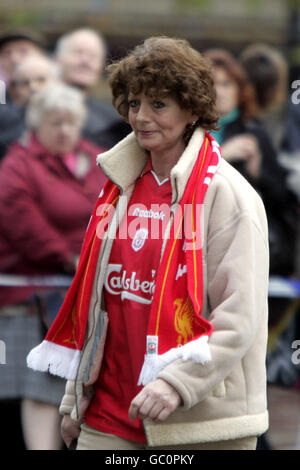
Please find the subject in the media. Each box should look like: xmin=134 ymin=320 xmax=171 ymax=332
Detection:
xmin=96 ymin=127 xmax=205 ymax=204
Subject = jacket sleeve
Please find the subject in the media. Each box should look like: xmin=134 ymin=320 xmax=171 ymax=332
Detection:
xmin=0 ymin=154 xmax=73 ymax=268
xmin=157 ymin=199 xmax=269 ymax=410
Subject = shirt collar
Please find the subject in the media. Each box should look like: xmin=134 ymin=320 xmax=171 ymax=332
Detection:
xmin=140 ymin=155 xmax=153 ymax=177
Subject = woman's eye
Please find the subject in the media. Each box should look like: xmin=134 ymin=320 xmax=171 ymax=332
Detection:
xmin=153 ymin=101 xmax=165 ymax=109
xmin=128 ymin=99 xmax=139 ymax=108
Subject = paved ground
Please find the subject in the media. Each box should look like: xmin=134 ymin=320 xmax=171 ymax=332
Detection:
xmin=266 ymin=384 xmax=300 ymax=450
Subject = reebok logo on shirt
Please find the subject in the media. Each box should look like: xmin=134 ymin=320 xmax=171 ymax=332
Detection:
xmin=132 ymin=207 xmax=166 ymax=221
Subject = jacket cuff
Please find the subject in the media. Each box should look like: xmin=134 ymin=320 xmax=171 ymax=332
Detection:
xmin=157 ymin=368 xmax=193 ymax=410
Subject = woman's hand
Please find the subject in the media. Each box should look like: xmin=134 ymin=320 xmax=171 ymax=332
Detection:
xmin=129 ymin=378 xmax=181 ymax=422
xmin=221 ymin=134 xmax=261 ymax=179
xmin=61 ymin=414 xmax=82 ymax=448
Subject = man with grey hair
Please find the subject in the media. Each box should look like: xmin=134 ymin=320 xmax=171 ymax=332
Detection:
xmin=54 ymin=28 xmax=130 ymax=149
xmin=55 ymin=28 xmax=106 ymax=92
xmin=10 ymin=54 xmax=58 ymax=107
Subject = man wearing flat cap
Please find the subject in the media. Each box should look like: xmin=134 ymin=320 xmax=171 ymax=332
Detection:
xmin=0 ymin=29 xmax=45 ymax=83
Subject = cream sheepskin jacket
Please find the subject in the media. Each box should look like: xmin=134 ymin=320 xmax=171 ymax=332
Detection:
xmin=59 ymin=128 xmax=269 ymax=446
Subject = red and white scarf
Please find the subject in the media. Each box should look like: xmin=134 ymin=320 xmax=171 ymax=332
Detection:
xmin=27 ymin=133 xmax=221 ymax=385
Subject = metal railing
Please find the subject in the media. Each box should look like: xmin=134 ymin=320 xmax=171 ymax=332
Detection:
xmin=0 ymin=273 xmax=299 ymax=298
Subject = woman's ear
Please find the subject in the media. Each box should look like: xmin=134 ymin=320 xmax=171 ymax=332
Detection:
xmin=190 ymin=114 xmax=199 ymax=126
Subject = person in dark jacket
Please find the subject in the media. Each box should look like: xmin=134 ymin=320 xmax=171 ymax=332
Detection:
xmin=0 ymin=102 xmax=25 ymax=160
xmin=281 ymin=101 xmax=300 ymax=154
xmin=0 ymin=83 xmax=106 ymax=449
xmin=204 ymin=48 xmax=298 ymax=277
xmin=54 ymin=28 xmax=131 ymax=149
xmin=0 ymin=54 xmax=58 ymax=162
xmin=0 ymin=29 xmax=46 ymax=160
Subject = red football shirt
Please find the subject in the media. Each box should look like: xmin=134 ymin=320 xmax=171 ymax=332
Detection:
xmin=85 ymin=158 xmax=172 ymax=442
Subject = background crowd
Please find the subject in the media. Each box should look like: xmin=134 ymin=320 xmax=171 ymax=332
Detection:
xmin=0 ymin=24 xmax=299 ymax=450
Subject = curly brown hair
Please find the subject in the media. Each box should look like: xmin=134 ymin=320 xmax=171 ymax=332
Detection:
xmin=106 ymin=36 xmax=219 ymax=140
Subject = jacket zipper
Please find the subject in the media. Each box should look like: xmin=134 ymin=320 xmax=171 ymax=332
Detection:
xmin=74 ymin=185 xmax=124 ymax=419
xmin=74 ymin=171 xmax=177 ymax=418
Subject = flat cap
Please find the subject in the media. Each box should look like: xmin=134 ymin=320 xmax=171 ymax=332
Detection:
xmin=0 ymin=28 xmax=45 ymax=51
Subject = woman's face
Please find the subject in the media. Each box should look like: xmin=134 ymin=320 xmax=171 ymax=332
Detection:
xmin=213 ymin=67 xmax=239 ymax=117
xmin=128 ymin=90 xmax=197 ymax=158
xmin=36 ymin=110 xmax=82 ymax=155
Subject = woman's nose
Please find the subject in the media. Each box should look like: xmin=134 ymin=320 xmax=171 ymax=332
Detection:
xmin=136 ymin=102 xmax=150 ymax=122
xmin=59 ymin=123 xmax=71 ymax=137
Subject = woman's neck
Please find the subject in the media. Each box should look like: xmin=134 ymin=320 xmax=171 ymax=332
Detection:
xmin=150 ymin=146 xmax=185 ymax=181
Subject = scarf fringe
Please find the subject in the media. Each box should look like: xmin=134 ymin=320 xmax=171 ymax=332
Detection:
xmin=26 ymin=340 xmax=81 ymax=380
xmin=137 ymin=335 xmax=211 ymax=386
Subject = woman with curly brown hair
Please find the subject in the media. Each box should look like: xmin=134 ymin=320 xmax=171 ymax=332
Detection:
xmin=27 ymin=36 xmax=269 ymax=450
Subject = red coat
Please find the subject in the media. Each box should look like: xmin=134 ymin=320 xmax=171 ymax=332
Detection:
xmin=0 ymin=132 xmax=107 ymax=306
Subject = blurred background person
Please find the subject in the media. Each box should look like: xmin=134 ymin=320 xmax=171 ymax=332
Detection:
xmin=239 ymin=43 xmax=289 ymax=152
xmin=10 ymin=54 xmax=58 ymax=107
xmin=204 ymin=48 xmax=298 ymax=278
xmin=0 ymin=29 xmax=46 ymax=160
xmin=239 ymin=45 xmax=300 ymax=270
xmin=240 ymin=44 xmax=300 ymax=233
xmin=240 ymin=44 xmax=300 ymax=397
xmin=0 ymin=54 xmax=59 ymax=161
xmin=281 ymin=92 xmax=300 ymax=155
xmin=54 ymin=27 xmax=131 ymax=149
xmin=0 ymin=83 xmax=106 ymax=449
xmin=205 ymin=48 xmax=300 ymax=441
xmin=0 ymin=29 xmax=45 ymax=85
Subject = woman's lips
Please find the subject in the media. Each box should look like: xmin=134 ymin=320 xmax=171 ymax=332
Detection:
xmin=138 ymin=130 xmax=155 ymax=136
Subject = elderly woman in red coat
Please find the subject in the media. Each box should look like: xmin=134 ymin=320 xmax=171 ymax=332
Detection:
xmin=0 ymin=83 xmax=106 ymax=449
